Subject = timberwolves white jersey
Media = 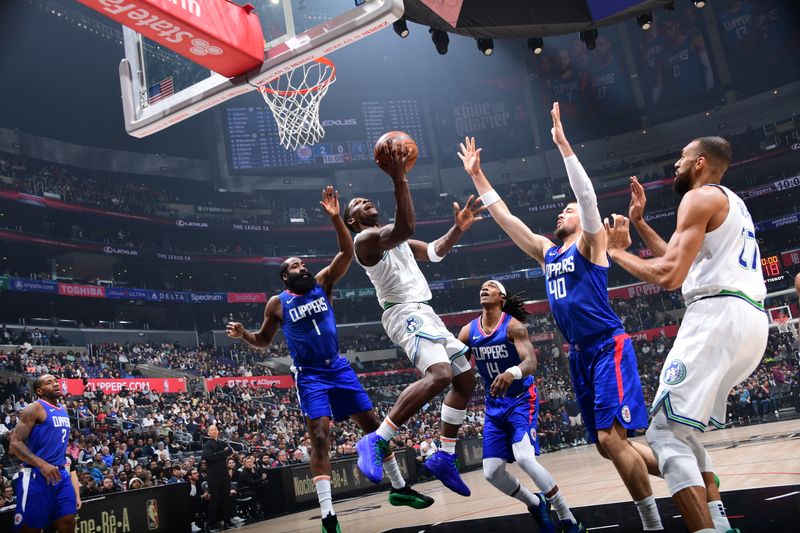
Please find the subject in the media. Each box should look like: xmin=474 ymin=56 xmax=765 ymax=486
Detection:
xmin=353 ymin=234 xmax=432 ymax=308
xmin=682 ymin=185 xmax=767 ymax=304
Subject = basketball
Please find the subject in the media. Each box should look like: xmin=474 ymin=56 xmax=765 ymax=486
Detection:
xmin=374 ymin=130 xmax=418 ymax=172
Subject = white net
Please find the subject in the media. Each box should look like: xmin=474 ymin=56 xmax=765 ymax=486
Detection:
xmin=257 ymin=58 xmax=336 ymax=150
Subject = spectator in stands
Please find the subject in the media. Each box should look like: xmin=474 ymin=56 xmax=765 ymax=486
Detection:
xmin=202 ymin=425 xmax=235 ymax=532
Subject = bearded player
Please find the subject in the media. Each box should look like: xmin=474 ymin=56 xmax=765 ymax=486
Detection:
xmin=227 ymin=187 xmax=431 ymax=533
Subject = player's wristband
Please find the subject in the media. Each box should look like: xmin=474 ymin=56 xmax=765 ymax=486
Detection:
xmin=506 ymin=366 xmax=523 ymax=380
xmin=480 ymin=189 xmax=501 ymax=207
xmin=427 ymin=241 xmax=445 ymax=262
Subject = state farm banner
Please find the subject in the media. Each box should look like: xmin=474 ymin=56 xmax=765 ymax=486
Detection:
xmin=59 ymin=378 xmax=186 ymax=396
xmin=205 ymin=375 xmax=294 ymax=391
xmin=628 ymin=325 xmax=679 ymax=342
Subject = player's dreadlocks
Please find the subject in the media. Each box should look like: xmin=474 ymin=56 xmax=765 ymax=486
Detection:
xmin=501 ymin=291 xmax=531 ymax=323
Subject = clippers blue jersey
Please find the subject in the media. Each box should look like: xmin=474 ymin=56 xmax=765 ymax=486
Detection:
xmin=544 ymin=244 xmax=622 ymax=346
xmin=468 ymin=313 xmax=533 ymax=398
xmin=280 ymin=284 xmax=340 ymax=369
xmin=24 ymin=399 xmax=71 ymax=467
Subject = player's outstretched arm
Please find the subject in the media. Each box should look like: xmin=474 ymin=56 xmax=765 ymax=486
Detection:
xmin=605 ymin=187 xmax=724 ymax=290
xmin=378 ymin=142 xmax=415 ymax=249
xmin=316 ymin=186 xmax=353 ymax=295
xmin=226 ymin=296 xmax=281 ymax=349
xmin=458 ymin=137 xmax=554 ymax=266
xmin=551 ymin=102 xmax=606 ymax=260
xmin=628 ymin=176 xmax=668 ymax=257
xmin=408 ymin=195 xmax=486 ymax=262
xmin=490 ymin=318 xmax=536 ymax=397
xmin=10 ymin=402 xmax=61 ymax=484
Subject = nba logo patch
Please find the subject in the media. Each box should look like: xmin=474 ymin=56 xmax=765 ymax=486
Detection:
xmin=663 ymin=360 xmax=687 ymax=385
xmin=14 ymin=513 xmax=22 ymax=526
xmin=621 ymin=405 xmax=632 ymax=423
xmin=146 ymin=499 xmax=159 ymax=530
xmin=405 ymin=315 xmax=422 ymax=333
xmin=529 ymin=427 xmax=537 ymax=441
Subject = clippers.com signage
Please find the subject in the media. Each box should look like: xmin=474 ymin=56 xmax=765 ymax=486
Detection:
xmin=77 ymin=0 xmax=264 ymax=77
xmin=59 ymin=378 xmax=187 ymax=396
xmin=205 ymin=375 xmax=294 ymax=391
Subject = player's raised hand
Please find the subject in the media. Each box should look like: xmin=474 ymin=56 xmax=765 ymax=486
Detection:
xmin=377 ymin=142 xmax=409 ymax=181
xmin=457 ymin=136 xmax=483 ymax=176
xmin=319 ymin=186 xmax=340 ymax=217
xmin=550 ymin=102 xmax=569 ymax=146
xmin=453 ymin=194 xmax=487 ymax=231
xmin=226 ymin=322 xmax=244 ymax=339
xmin=490 ymin=371 xmax=514 ymax=397
xmin=628 ymin=176 xmax=647 ymax=223
xmin=603 ymin=214 xmax=632 ymax=251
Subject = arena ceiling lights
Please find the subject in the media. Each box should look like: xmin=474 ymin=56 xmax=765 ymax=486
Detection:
xmin=400 ymin=0 xmax=683 ymax=54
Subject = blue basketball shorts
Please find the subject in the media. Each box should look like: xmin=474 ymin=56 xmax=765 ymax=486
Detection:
xmin=568 ymin=331 xmax=648 ymax=443
xmin=14 ymin=466 xmax=76 ymax=530
xmin=294 ymin=357 xmax=373 ymax=421
xmin=482 ymin=383 xmax=541 ymax=462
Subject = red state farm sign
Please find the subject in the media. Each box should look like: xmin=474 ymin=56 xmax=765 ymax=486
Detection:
xmin=77 ymin=0 xmax=264 ymax=77
xmin=205 ymin=375 xmax=294 ymax=391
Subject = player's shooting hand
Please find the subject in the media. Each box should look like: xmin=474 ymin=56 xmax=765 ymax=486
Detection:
xmin=629 ymin=176 xmax=647 ymax=223
xmin=40 ymin=462 xmax=61 ymax=485
xmin=319 ymin=186 xmax=340 ymax=217
xmin=550 ymin=102 xmax=570 ymax=149
xmin=603 ymin=214 xmax=632 ymax=251
xmin=453 ymin=195 xmax=487 ymax=231
xmin=377 ymin=142 xmax=409 ymax=181
xmin=457 ymin=137 xmax=482 ymax=176
xmin=490 ymin=372 xmax=515 ymax=397
xmin=225 ymin=322 xmax=244 ymax=339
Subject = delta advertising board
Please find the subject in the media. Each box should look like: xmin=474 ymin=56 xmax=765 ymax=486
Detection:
xmin=59 ymin=378 xmax=186 ymax=396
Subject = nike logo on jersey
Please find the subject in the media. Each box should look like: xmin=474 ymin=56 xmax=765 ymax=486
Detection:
xmin=287 ymin=297 xmax=296 ymax=303
xmin=472 ymin=335 xmax=481 ymax=339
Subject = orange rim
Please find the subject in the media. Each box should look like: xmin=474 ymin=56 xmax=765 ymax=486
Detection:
xmin=258 ymin=57 xmax=336 ymax=97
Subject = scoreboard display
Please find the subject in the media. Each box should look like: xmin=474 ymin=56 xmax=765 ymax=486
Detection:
xmin=761 ymin=254 xmax=789 ymax=292
xmin=224 ymin=97 xmax=430 ymax=171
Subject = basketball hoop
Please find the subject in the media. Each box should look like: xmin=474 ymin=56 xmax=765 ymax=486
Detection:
xmin=775 ymin=314 xmax=790 ymax=333
xmin=256 ymin=57 xmax=336 ymax=150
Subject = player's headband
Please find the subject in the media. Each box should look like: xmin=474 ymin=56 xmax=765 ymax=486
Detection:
xmin=486 ymin=280 xmax=507 ymax=297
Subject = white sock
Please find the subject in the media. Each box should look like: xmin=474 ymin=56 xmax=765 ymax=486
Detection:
xmin=708 ymin=500 xmax=731 ymax=532
xmin=440 ymin=436 xmax=457 ymax=454
xmin=314 ymin=476 xmax=334 ymax=517
xmin=376 ymin=417 xmax=398 ymax=441
xmin=696 ymin=529 xmax=716 ymax=533
xmin=634 ymin=495 xmax=663 ymax=530
xmin=550 ymin=491 xmax=576 ymax=524
xmin=383 ymin=453 xmax=406 ymax=489
xmin=511 ymin=483 xmax=539 ymax=508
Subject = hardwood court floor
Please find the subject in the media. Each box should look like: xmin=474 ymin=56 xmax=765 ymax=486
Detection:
xmin=251 ymin=419 xmax=800 ymax=533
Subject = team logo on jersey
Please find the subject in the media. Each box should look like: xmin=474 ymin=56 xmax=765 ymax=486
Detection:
xmin=405 ymin=315 xmax=423 ymax=333
xmin=529 ymin=427 xmax=537 ymax=442
xmin=14 ymin=513 xmax=22 ymax=526
xmin=663 ymin=360 xmax=687 ymax=385
xmin=621 ymin=404 xmax=632 ymax=423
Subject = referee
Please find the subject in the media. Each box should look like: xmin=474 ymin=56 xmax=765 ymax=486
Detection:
xmin=202 ymin=425 xmax=234 ymax=531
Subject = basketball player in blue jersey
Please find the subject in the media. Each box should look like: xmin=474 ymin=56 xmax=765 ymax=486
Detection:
xmin=226 ymin=186 xmax=431 ymax=533
xmin=459 ymin=280 xmax=584 ymax=533
xmin=605 ymin=138 xmax=767 ymax=533
xmin=459 ymin=103 xmax=665 ymax=531
xmin=9 ymin=374 xmax=78 ymax=533
xmin=652 ymin=18 xmax=713 ymax=105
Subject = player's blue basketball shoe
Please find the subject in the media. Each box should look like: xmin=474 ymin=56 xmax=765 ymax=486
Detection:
xmin=355 ymin=431 xmax=390 ymax=484
xmin=528 ymin=493 xmax=556 ymax=533
xmin=558 ymin=519 xmax=586 ymax=533
xmin=423 ymin=450 xmax=471 ymax=496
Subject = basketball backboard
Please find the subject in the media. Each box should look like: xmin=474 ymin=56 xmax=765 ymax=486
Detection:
xmin=120 ymin=0 xmax=403 ymax=138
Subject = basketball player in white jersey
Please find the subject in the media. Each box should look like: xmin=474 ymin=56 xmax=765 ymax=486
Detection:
xmin=344 ymin=142 xmax=485 ymax=497
xmin=604 ymin=137 xmax=768 ymax=533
